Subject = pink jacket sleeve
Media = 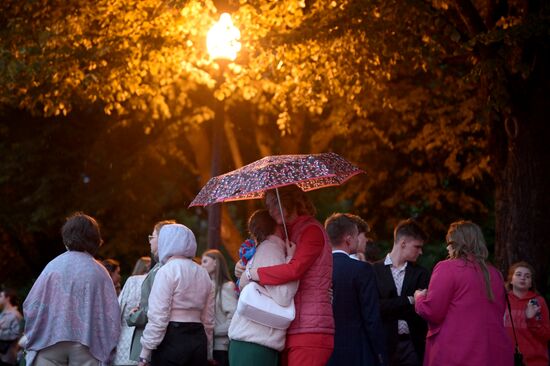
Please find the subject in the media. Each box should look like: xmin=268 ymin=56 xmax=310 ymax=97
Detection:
xmin=415 ymin=260 xmax=455 ymax=326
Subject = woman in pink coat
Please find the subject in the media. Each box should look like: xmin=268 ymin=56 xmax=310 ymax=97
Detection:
xmin=414 ymin=220 xmax=513 ymax=366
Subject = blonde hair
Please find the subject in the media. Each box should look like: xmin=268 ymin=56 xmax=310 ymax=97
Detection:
xmin=202 ymin=249 xmax=233 ymax=303
xmin=131 ymin=256 xmax=151 ymax=276
xmin=446 ymin=220 xmax=494 ymax=301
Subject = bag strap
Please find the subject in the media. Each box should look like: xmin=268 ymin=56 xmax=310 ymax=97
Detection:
xmin=505 ymin=289 xmax=521 ymax=353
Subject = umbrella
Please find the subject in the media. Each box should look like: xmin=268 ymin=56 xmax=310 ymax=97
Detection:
xmin=189 ymin=152 xmax=364 ymax=238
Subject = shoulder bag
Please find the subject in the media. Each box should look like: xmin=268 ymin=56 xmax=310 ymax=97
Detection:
xmin=505 ymin=291 xmax=526 ymax=366
xmin=237 ymin=281 xmax=295 ymax=329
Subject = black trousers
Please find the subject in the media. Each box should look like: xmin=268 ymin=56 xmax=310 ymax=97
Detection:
xmin=213 ymin=350 xmax=229 ymax=366
xmin=151 ymin=322 xmax=207 ymax=366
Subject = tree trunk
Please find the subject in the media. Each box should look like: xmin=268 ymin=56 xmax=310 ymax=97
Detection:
xmin=493 ymin=47 xmax=550 ymax=293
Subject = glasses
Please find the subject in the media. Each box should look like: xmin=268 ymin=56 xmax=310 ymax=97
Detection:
xmin=148 ymin=235 xmax=157 ymax=242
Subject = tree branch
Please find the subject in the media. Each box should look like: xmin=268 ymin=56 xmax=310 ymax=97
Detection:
xmin=451 ymin=0 xmax=488 ymax=37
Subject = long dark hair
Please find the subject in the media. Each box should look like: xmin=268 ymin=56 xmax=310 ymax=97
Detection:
xmin=248 ymin=209 xmax=277 ymax=244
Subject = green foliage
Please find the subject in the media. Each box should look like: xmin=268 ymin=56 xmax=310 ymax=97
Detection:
xmin=1 ymin=0 xmax=548 ymax=289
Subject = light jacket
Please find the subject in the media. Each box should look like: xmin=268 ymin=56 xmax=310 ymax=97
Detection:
xmin=213 ymin=281 xmax=238 ymax=351
xmin=140 ymin=224 xmax=215 ymax=360
xmin=229 ymin=235 xmax=298 ymax=351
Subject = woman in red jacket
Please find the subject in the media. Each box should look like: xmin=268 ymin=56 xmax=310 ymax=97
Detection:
xmin=505 ymin=261 xmax=550 ymax=366
xmin=247 ymin=185 xmax=334 ymax=366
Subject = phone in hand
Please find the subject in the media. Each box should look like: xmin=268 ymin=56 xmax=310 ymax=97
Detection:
xmin=529 ymin=298 xmax=542 ymax=320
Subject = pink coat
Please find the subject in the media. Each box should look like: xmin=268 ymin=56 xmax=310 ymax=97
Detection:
xmin=415 ymin=259 xmax=513 ymax=366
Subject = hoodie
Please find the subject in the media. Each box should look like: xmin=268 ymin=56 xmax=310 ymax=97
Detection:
xmin=140 ymin=224 xmax=215 ymax=360
xmin=505 ymin=290 xmax=550 ymax=366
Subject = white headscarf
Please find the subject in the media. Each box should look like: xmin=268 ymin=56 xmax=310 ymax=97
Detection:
xmin=158 ymin=224 xmax=197 ymax=264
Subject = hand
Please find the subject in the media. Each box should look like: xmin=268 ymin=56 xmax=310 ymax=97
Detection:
xmin=286 ymin=240 xmax=296 ymax=258
xmin=526 ymin=301 xmax=541 ymax=319
xmin=249 ymin=267 xmax=259 ymax=282
xmin=234 ymin=260 xmax=245 ymax=278
xmin=414 ymin=289 xmax=427 ymax=302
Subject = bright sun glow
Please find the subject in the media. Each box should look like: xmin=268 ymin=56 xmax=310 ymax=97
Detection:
xmin=206 ymin=13 xmax=241 ymax=61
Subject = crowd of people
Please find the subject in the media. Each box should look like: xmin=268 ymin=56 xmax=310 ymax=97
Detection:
xmin=1 ymin=185 xmax=549 ymax=366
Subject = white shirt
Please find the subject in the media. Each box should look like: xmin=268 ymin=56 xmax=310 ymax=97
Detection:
xmin=384 ymin=254 xmax=410 ymax=335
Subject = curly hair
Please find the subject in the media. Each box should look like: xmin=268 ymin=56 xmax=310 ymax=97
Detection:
xmin=61 ymin=212 xmax=102 ymax=255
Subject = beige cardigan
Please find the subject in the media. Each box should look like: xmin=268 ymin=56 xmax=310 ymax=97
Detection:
xmin=228 ymin=235 xmax=298 ymax=351
xmin=213 ymin=281 xmax=238 ymax=351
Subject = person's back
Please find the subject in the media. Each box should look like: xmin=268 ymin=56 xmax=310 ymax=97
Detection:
xmin=153 ymin=256 xmax=212 ymax=320
xmin=415 ymin=221 xmax=513 ymax=366
xmin=139 ymin=223 xmax=214 ymax=366
xmin=23 ymin=213 xmax=120 ymax=366
xmin=325 ymin=213 xmax=386 ymax=366
xmin=286 ymin=215 xmax=333 ymax=336
xmin=330 ymin=256 xmax=386 ymax=365
xmin=420 ymin=259 xmax=509 ymax=364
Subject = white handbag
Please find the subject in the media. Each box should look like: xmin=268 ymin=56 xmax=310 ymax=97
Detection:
xmin=236 ymin=281 xmax=295 ymax=330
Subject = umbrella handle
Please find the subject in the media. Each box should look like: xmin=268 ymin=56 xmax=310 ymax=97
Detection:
xmin=275 ymin=188 xmax=289 ymax=242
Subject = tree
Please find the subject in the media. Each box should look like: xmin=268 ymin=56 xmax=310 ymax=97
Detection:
xmin=1 ymin=0 xmax=548 ymax=291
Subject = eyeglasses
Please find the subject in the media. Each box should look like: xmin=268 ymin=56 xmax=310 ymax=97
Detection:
xmin=148 ymin=235 xmax=157 ymax=242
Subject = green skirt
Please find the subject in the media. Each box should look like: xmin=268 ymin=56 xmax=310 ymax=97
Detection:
xmin=228 ymin=339 xmax=279 ymax=366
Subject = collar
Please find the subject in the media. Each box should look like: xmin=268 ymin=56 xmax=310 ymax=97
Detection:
xmin=384 ymin=254 xmax=408 ymax=270
xmin=332 ymin=249 xmax=349 ymax=256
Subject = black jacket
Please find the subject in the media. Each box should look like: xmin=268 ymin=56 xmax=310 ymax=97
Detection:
xmin=373 ymin=259 xmax=430 ymax=365
xmin=328 ymin=253 xmax=387 ymax=366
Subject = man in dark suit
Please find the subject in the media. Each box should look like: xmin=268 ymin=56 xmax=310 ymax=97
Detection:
xmin=373 ymin=219 xmax=430 ymax=366
xmin=326 ymin=213 xmax=386 ymax=366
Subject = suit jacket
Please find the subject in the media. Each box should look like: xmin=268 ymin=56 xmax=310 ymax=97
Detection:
xmin=373 ymin=259 xmax=430 ymax=365
xmin=327 ymin=252 xmax=387 ymax=366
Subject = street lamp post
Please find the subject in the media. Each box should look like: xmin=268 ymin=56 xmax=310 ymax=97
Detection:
xmin=206 ymin=13 xmax=241 ymax=249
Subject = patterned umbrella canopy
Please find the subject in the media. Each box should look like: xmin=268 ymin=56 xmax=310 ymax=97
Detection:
xmin=189 ymin=152 xmax=364 ymax=207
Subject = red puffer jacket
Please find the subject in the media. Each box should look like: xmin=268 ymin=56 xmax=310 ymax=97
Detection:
xmin=258 ymin=215 xmax=334 ymax=335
